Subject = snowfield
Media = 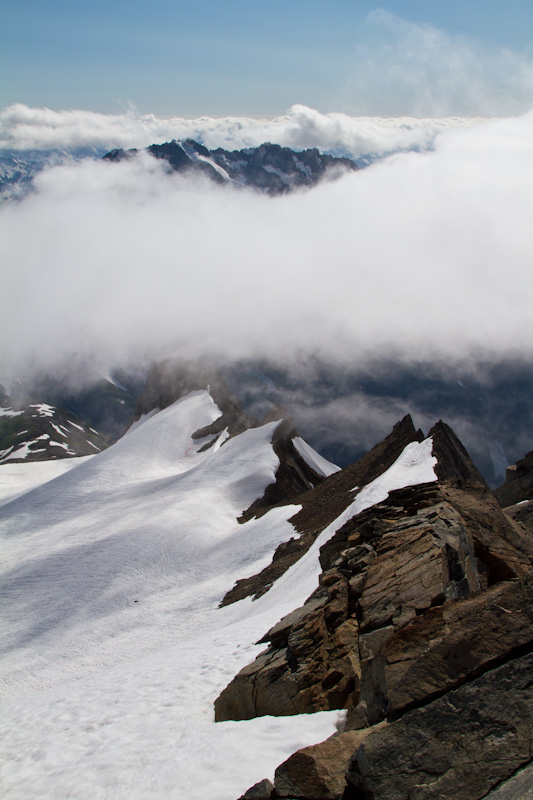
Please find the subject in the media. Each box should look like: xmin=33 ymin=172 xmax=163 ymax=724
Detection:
xmin=0 ymin=456 xmax=94 ymax=507
xmin=0 ymin=390 xmax=438 ymax=799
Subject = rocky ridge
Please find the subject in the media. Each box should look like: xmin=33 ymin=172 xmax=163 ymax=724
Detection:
xmin=103 ymin=139 xmax=358 ymax=194
xmin=208 ymin=413 xmax=533 ymax=799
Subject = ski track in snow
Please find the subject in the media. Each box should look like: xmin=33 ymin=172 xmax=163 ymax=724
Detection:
xmin=0 ymin=390 xmax=438 ymax=799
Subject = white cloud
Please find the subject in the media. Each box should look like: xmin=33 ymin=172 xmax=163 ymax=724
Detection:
xmin=3 ymin=11 xmax=533 ymax=158
xmin=343 ymin=10 xmax=533 ymax=117
xmin=0 ymin=102 xmax=483 ymax=158
xmin=1 ymin=112 xmax=533 ymax=382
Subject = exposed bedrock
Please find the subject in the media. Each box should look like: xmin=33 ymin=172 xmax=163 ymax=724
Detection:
xmin=346 ymin=652 xmax=533 ymax=800
xmin=215 ymin=480 xmax=532 ymax=723
xmin=221 ymin=420 xmax=533 ymax=800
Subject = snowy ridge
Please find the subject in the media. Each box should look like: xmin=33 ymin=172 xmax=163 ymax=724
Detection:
xmin=0 ymin=392 xmax=439 ymax=799
xmin=293 ymin=436 xmax=340 ymax=478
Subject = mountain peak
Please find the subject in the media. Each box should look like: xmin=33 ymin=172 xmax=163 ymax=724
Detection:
xmin=429 ymin=419 xmax=487 ymax=486
xmin=132 ymin=357 xmax=256 ymax=440
xmin=103 ymin=140 xmax=358 ymax=194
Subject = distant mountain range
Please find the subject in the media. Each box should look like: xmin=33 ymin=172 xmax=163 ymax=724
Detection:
xmin=0 ymin=370 xmax=143 ymax=464
xmin=0 ymin=146 xmax=104 ymax=202
xmin=0 ymin=140 xmax=358 ymax=202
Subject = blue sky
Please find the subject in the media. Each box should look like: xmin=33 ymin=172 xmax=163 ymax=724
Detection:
xmin=2 ymin=1 xmax=533 ymax=116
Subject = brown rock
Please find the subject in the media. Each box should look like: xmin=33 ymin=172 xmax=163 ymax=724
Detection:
xmin=214 ymin=582 xmax=361 ymax=721
xmin=290 ymin=415 xmax=424 ymax=540
xmin=495 ymin=450 xmax=533 ymax=508
xmin=216 ymin=478 xmax=533 ymax=724
xmin=354 ymin=572 xmax=533 ymax=726
xmin=274 ymin=730 xmax=374 ymax=799
xmin=429 ymin=420 xmax=487 ymax=486
xmin=216 ymin=423 xmax=533 ymax=751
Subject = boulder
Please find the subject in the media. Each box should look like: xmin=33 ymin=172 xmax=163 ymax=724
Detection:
xmin=274 ymin=730 xmax=372 ymax=799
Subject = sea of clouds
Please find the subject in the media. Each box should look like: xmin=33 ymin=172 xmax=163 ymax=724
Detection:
xmin=1 ymin=108 xmax=532 ymax=382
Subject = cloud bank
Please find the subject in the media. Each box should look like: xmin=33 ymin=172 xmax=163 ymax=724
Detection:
xmin=3 ymin=10 xmax=533 ymax=157
xmin=2 ymin=112 xmax=532 ymax=383
xmin=0 ymin=103 xmax=484 ymax=158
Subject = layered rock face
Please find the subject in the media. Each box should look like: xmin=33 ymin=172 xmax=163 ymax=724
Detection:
xmin=217 ymin=420 xmax=533 ymax=800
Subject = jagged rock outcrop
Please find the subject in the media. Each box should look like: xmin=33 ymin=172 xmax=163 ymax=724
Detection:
xmin=352 ymin=571 xmax=533 ymax=727
xmin=220 ymin=415 xmax=424 ymax=606
xmin=495 ymin=449 xmax=533 ymax=507
xmin=221 ymin=421 xmax=533 ymax=800
xmin=216 ymin=422 xmax=532 ymax=725
xmin=238 ymin=409 xmax=330 ymax=519
xmin=104 ymin=140 xmax=358 ymax=195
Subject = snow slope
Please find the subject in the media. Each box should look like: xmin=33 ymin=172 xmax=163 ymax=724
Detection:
xmin=0 ymin=456 xmax=94 ymax=507
xmin=0 ymin=391 xmax=438 ymax=799
xmin=293 ymin=435 xmax=340 ymax=478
